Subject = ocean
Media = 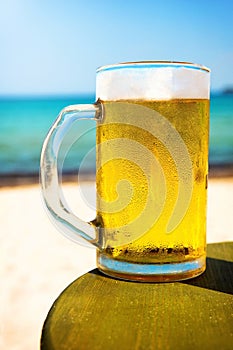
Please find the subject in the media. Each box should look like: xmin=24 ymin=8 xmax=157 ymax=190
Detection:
xmin=0 ymin=94 xmax=233 ymax=179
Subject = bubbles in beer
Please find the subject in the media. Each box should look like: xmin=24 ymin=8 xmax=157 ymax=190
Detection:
xmin=95 ymin=99 xmax=208 ymax=263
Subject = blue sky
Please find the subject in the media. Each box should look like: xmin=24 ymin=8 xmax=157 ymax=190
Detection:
xmin=1 ymin=0 xmax=233 ymax=95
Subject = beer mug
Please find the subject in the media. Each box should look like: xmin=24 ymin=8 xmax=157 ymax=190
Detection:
xmin=40 ymin=61 xmax=210 ymax=282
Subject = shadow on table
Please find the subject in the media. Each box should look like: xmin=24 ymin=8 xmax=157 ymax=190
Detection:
xmin=182 ymin=257 xmax=233 ymax=295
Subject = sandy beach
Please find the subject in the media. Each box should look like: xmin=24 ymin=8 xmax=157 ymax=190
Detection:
xmin=1 ymin=178 xmax=233 ymax=349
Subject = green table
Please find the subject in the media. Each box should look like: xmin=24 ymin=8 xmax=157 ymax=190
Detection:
xmin=41 ymin=242 xmax=233 ymax=350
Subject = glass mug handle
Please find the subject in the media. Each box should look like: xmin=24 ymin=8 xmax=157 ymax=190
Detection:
xmin=40 ymin=103 xmax=102 ymax=247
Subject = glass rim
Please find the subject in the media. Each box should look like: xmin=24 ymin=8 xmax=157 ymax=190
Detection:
xmin=97 ymin=61 xmax=210 ymax=73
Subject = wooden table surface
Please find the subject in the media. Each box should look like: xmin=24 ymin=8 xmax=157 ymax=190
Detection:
xmin=41 ymin=242 xmax=233 ymax=350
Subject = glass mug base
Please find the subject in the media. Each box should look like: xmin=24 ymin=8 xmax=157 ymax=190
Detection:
xmin=97 ymin=254 xmax=206 ymax=282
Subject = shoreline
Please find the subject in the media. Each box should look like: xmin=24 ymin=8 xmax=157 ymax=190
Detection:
xmin=1 ymin=163 xmax=233 ymax=187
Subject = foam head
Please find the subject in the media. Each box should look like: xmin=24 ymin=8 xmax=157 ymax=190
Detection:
xmin=96 ymin=61 xmax=210 ymax=101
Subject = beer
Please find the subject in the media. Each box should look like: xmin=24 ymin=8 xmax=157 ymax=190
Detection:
xmin=41 ymin=60 xmax=210 ymax=282
xmin=96 ymin=99 xmax=209 ymax=269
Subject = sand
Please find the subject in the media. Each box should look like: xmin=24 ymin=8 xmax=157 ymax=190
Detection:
xmin=1 ymin=178 xmax=233 ymax=349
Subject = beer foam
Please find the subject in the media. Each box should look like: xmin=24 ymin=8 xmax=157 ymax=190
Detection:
xmin=96 ymin=63 xmax=210 ymax=100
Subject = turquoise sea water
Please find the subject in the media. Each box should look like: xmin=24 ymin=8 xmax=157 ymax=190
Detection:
xmin=0 ymin=94 xmax=232 ymax=177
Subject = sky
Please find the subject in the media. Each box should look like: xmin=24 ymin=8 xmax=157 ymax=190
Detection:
xmin=0 ymin=0 xmax=233 ymax=96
